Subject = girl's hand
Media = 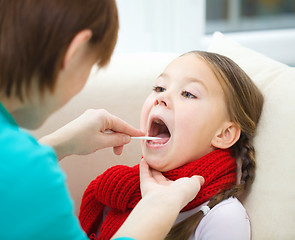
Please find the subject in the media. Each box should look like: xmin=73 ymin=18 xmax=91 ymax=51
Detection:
xmin=39 ymin=109 xmax=144 ymax=160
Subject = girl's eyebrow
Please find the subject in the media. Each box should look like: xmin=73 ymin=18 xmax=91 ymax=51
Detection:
xmin=186 ymin=77 xmax=208 ymax=92
xmin=158 ymin=73 xmax=208 ymax=92
xmin=157 ymin=73 xmax=168 ymax=79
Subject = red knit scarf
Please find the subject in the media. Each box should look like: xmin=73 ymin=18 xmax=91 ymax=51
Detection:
xmin=79 ymin=149 xmax=237 ymax=240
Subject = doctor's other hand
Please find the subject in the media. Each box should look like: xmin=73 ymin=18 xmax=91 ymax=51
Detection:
xmin=139 ymin=158 xmax=205 ymax=210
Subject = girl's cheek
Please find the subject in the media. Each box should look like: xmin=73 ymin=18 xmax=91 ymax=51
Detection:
xmin=140 ymin=98 xmax=153 ymax=132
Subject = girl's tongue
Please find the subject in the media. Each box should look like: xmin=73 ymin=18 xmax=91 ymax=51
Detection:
xmin=148 ymin=133 xmax=170 ymax=145
xmin=148 ymin=118 xmax=171 ymax=145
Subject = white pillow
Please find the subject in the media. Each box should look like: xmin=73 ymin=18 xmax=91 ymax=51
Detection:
xmin=208 ymin=32 xmax=295 ymax=240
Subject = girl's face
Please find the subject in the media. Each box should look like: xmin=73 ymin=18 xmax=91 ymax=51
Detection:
xmin=140 ymin=54 xmax=230 ymax=172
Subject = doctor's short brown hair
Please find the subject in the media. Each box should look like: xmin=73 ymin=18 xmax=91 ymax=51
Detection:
xmin=0 ymin=0 xmax=119 ymax=100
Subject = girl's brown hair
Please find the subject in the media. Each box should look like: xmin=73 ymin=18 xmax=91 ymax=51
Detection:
xmin=0 ymin=0 xmax=119 ymax=100
xmin=165 ymin=51 xmax=264 ymax=240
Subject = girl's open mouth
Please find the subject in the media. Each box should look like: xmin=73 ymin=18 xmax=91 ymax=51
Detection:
xmin=147 ymin=118 xmax=171 ymax=146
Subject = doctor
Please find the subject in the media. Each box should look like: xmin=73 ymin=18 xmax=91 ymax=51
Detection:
xmin=0 ymin=0 xmax=204 ymax=240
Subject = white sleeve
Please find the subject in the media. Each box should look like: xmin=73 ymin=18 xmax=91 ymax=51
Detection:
xmin=194 ymin=198 xmax=250 ymax=240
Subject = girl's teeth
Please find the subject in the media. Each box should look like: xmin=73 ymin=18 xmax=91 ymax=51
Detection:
xmin=154 ymin=119 xmax=161 ymax=124
xmin=147 ymin=137 xmax=170 ymax=145
xmin=148 ymin=141 xmax=164 ymax=145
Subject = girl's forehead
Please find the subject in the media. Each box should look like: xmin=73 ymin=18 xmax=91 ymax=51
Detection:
xmin=165 ymin=54 xmax=210 ymax=73
xmin=157 ymin=54 xmax=225 ymax=96
xmin=160 ymin=55 xmax=215 ymax=82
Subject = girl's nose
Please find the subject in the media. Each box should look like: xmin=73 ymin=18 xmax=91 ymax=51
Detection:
xmin=154 ymin=99 xmax=167 ymax=107
xmin=154 ymin=94 xmax=168 ymax=107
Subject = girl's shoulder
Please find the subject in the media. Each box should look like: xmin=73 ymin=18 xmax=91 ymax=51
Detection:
xmin=197 ymin=197 xmax=250 ymax=240
xmin=177 ymin=197 xmax=251 ymax=240
xmin=205 ymin=197 xmax=249 ymax=220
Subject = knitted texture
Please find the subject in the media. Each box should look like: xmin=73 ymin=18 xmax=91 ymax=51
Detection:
xmin=79 ymin=149 xmax=237 ymax=240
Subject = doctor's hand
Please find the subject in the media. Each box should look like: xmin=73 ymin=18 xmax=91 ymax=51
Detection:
xmin=39 ymin=109 xmax=143 ymax=160
xmin=112 ymin=159 xmax=204 ymax=240
xmin=139 ymin=159 xmax=205 ymax=210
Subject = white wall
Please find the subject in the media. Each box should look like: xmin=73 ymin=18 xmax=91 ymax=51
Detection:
xmin=203 ymin=29 xmax=295 ymax=66
xmin=114 ymin=0 xmax=295 ymax=66
xmin=115 ymin=0 xmax=205 ymax=53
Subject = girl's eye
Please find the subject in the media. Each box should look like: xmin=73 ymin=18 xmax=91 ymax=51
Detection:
xmin=181 ymin=90 xmax=197 ymax=99
xmin=153 ymin=86 xmax=166 ymax=93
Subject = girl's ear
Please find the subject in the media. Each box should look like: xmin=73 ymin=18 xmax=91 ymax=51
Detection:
xmin=62 ymin=29 xmax=92 ymax=69
xmin=211 ymin=122 xmax=241 ymax=149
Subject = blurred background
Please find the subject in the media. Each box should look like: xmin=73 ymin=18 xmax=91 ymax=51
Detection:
xmin=114 ymin=0 xmax=295 ymax=66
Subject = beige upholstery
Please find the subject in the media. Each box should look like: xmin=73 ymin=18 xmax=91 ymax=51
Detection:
xmin=32 ymin=34 xmax=295 ymax=240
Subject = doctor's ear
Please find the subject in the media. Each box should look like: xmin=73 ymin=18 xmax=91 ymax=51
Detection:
xmin=211 ymin=122 xmax=241 ymax=149
xmin=62 ymin=29 xmax=93 ymax=69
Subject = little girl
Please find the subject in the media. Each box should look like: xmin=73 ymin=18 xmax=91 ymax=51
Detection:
xmin=78 ymin=51 xmax=264 ymax=240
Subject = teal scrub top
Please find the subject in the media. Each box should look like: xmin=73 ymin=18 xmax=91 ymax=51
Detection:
xmin=0 ymin=103 xmax=136 ymax=240
xmin=0 ymin=102 xmax=89 ymax=240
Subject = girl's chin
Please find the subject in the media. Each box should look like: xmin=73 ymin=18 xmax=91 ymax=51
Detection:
xmin=143 ymin=157 xmax=174 ymax=172
xmin=143 ymin=157 xmax=165 ymax=171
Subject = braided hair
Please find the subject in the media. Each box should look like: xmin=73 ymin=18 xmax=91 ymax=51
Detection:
xmin=165 ymin=51 xmax=264 ymax=240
